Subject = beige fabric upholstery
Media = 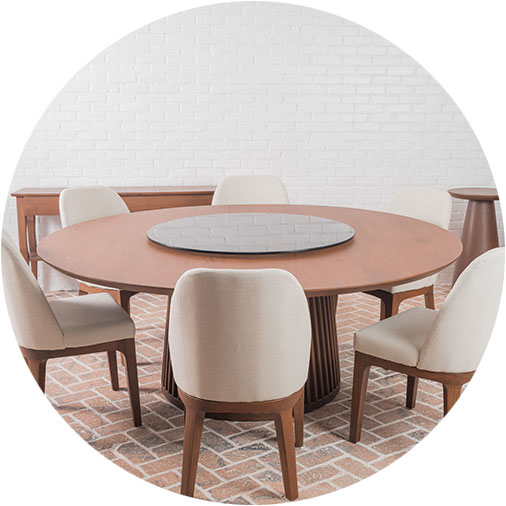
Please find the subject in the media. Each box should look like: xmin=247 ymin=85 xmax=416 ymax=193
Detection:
xmin=355 ymin=248 xmax=504 ymax=373
xmin=2 ymin=231 xmax=64 ymax=350
xmin=212 ymin=175 xmax=289 ymax=205
xmin=2 ymin=230 xmax=135 ymax=351
xmin=49 ymin=293 xmax=135 ymax=348
xmin=418 ymin=247 xmax=504 ymax=372
xmin=169 ymin=268 xmax=311 ymax=402
xmin=385 ymin=187 xmax=452 ymax=228
xmin=386 ymin=276 xmax=436 ymax=294
xmin=60 ymin=185 xmax=130 ymax=290
xmin=383 ymin=187 xmax=452 ymax=293
xmin=59 ymin=185 xmax=129 ymax=228
xmin=355 ymin=307 xmax=437 ymax=366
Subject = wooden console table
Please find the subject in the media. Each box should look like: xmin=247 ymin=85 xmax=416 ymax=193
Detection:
xmin=11 ymin=186 xmax=215 ymax=278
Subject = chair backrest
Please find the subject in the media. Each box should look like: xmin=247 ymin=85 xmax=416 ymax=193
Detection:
xmin=212 ymin=175 xmax=289 ymax=205
xmin=385 ymin=187 xmax=452 ymax=229
xmin=59 ymin=185 xmax=129 ymax=228
xmin=418 ymin=248 xmax=504 ymax=373
xmin=169 ymin=268 xmax=311 ymax=402
xmin=1 ymin=231 xmax=64 ymax=350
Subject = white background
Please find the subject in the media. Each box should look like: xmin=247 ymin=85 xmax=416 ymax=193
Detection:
xmin=1 ymin=1 xmax=504 ymax=505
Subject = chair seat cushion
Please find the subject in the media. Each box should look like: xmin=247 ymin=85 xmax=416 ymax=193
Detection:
xmin=383 ymin=274 xmax=436 ymax=294
xmin=49 ymin=293 xmax=135 ymax=349
xmin=354 ymin=307 xmax=437 ymax=366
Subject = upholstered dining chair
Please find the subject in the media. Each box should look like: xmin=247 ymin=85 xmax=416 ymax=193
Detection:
xmin=59 ymin=185 xmax=137 ymax=312
xmin=350 ymin=247 xmax=504 ymax=443
xmin=365 ymin=187 xmax=452 ymax=319
xmin=1 ymin=230 xmax=142 ymax=426
xmin=212 ymin=174 xmax=289 ymax=205
xmin=169 ymin=268 xmax=311 ymax=500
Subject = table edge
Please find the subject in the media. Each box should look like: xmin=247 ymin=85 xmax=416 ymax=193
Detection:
xmin=11 ymin=186 xmax=216 ymax=197
xmin=38 ymin=205 xmax=463 ymax=297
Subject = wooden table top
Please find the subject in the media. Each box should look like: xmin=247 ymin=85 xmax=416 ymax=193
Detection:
xmin=448 ymin=187 xmax=499 ymax=201
xmin=37 ymin=204 xmax=462 ymax=297
xmin=11 ymin=186 xmax=216 ymax=197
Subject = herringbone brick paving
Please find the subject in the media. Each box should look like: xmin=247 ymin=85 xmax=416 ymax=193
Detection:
xmin=41 ymin=287 xmax=452 ymax=503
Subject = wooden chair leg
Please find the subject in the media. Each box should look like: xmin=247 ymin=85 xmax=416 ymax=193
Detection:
xmin=406 ymin=375 xmax=419 ymax=409
xmin=443 ymin=383 xmax=463 ymax=415
xmin=424 ymin=286 xmax=435 ymax=309
xmin=181 ymin=407 xmax=205 ymax=497
xmin=390 ymin=294 xmax=402 ymax=317
xmin=293 ymin=391 xmax=304 ymax=447
xmin=26 ymin=358 xmax=47 ymax=393
xmin=380 ymin=293 xmax=403 ymax=319
xmin=349 ymin=352 xmax=371 ymax=443
xmin=119 ymin=340 xmax=142 ymax=427
xmin=107 ymin=351 xmax=119 ymax=391
xmin=77 ymin=282 xmax=89 ymax=296
xmin=119 ymin=290 xmax=133 ymax=314
xmin=380 ymin=293 xmax=393 ymax=320
xmin=275 ymin=408 xmax=298 ymax=501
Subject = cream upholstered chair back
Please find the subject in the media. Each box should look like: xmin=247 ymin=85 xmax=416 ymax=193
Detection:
xmin=169 ymin=268 xmax=311 ymax=402
xmin=1 ymin=231 xmax=64 ymax=350
xmin=385 ymin=187 xmax=452 ymax=229
xmin=59 ymin=185 xmax=129 ymax=228
xmin=212 ymin=175 xmax=289 ymax=205
xmin=418 ymin=248 xmax=504 ymax=373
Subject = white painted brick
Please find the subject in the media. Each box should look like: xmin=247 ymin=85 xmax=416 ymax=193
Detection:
xmin=5 ymin=3 xmax=502 ymax=290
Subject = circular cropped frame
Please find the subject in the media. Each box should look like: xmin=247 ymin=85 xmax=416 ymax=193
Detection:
xmin=2 ymin=2 xmax=503 ymax=504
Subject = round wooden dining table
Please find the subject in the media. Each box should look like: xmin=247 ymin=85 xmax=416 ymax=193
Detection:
xmin=38 ymin=204 xmax=462 ymax=413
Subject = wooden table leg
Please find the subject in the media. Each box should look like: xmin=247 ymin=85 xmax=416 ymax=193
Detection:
xmin=452 ymin=200 xmax=499 ymax=285
xmin=15 ymin=197 xmax=29 ymax=264
xmin=27 ymin=215 xmax=38 ymax=277
xmin=161 ymin=294 xmax=341 ymax=414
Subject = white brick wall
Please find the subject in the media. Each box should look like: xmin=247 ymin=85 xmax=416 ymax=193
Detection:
xmin=3 ymin=2 xmax=502 ymax=289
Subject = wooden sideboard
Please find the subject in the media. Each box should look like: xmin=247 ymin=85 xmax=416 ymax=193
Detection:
xmin=11 ymin=186 xmax=216 ymax=278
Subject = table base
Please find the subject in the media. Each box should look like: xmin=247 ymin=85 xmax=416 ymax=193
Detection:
xmin=161 ymin=295 xmax=341 ymax=418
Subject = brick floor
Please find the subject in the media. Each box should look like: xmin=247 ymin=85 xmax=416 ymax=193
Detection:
xmin=40 ymin=287 xmax=452 ymax=503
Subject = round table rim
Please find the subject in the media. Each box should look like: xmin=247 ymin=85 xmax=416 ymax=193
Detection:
xmin=448 ymin=187 xmax=499 ymax=201
xmin=37 ymin=203 xmax=463 ymax=298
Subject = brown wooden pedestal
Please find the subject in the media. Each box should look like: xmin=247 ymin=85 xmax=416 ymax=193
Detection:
xmin=449 ymin=187 xmax=500 ymax=285
xmin=161 ymin=294 xmax=340 ymax=417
